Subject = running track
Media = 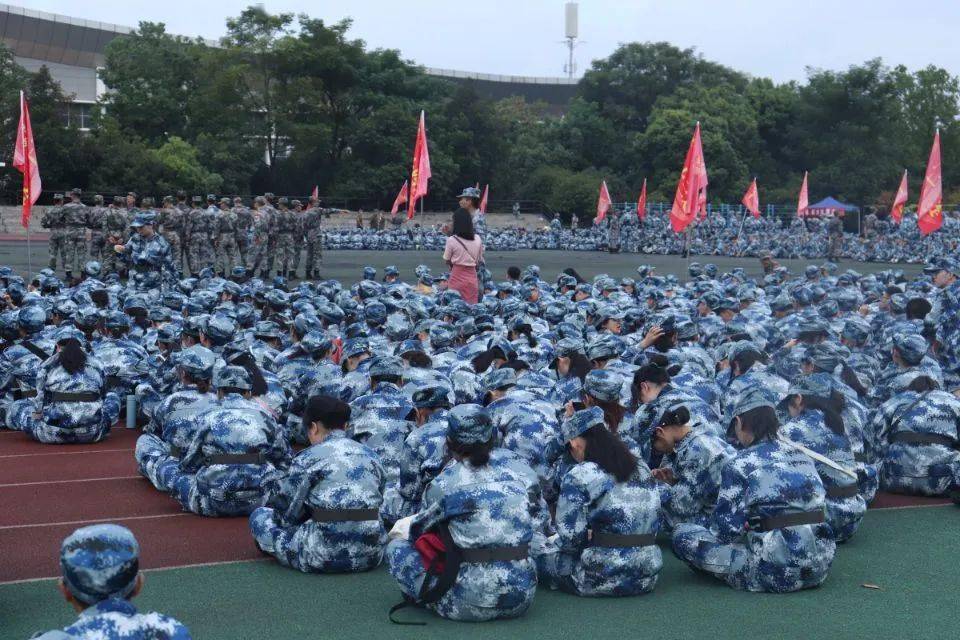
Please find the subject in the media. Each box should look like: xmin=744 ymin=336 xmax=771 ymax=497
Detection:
xmin=0 ymin=426 xmax=262 ymax=584
xmin=0 ymin=425 xmax=951 ymax=584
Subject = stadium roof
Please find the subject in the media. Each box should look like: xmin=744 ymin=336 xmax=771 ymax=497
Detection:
xmin=0 ymin=3 xmax=577 ymax=107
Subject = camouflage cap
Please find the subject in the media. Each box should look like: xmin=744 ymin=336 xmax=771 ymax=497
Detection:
xmin=893 ymin=332 xmax=927 ymax=366
xmin=583 ymin=369 xmax=623 ymax=403
xmin=104 ymin=310 xmax=130 ymax=330
xmin=561 ymin=406 xmax=605 ymax=443
xmin=841 ymin=318 xmax=871 ymax=344
xmin=457 ymin=186 xmax=482 ymax=199
xmin=482 ymin=367 xmax=517 ymax=393
xmin=447 ymin=404 xmax=494 ymax=445
xmin=341 ymin=337 xmax=370 ymax=360
xmin=214 ymin=365 xmax=251 ymax=391
xmin=368 ymin=354 xmax=404 ymax=378
xmin=201 ymin=314 xmax=236 ymax=345
xmin=784 ymin=372 xmax=834 ymax=401
xmin=300 ymin=331 xmax=333 ymax=357
xmin=729 ymin=386 xmax=777 ymax=418
xmin=412 ymin=384 xmax=453 ymax=409
xmin=60 ymin=524 xmax=139 ymax=606
xmin=384 ymin=265 xmax=399 ymax=276
xmin=177 ymin=345 xmax=216 ymax=379
xmin=129 ymin=212 xmax=157 ymax=228
xmin=802 ymin=343 xmax=841 ymax=373
xmin=586 ymin=333 xmax=623 ymax=361
xmin=362 ymin=266 xmax=377 ymax=280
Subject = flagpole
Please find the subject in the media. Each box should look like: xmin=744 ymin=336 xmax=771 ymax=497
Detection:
xmin=25 ymin=200 xmax=31 ymax=277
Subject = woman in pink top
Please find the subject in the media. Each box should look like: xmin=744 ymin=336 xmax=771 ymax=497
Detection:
xmin=443 ymin=194 xmax=484 ymax=304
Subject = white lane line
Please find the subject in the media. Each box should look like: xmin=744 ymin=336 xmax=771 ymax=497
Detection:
xmin=0 ymin=448 xmax=134 ymax=459
xmin=0 ymin=475 xmax=143 ymax=488
xmin=0 ymin=558 xmax=270 ymax=586
xmin=0 ymin=512 xmax=188 ymax=531
xmin=870 ymin=502 xmax=954 ymax=511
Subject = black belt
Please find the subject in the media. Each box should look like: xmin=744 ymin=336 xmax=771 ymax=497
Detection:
xmin=748 ymin=509 xmax=825 ymax=532
xmin=204 ymin=452 xmax=264 ymax=465
xmin=169 ymin=445 xmax=182 ymax=458
xmin=825 ymin=484 xmax=860 ymax=499
xmin=105 ymin=375 xmax=125 ymax=389
xmin=310 ymin=507 xmax=380 ymax=523
xmin=854 ymin=451 xmax=870 ymax=463
xmin=889 ymin=432 xmax=957 ymax=448
xmin=49 ymin=391 xmax=100 ymax=402
xmin=460 ymin=544 xmax=529 ymax=563
xmin=590 ymin=531 xmax=657 ymax=548
xmin=12 ymin=389 xmax=37 ymax=400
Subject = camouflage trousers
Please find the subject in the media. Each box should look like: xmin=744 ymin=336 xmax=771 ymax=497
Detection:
xmin=63 ymin=230 xmax=87 ymax=275
xmin=163 ymin=232 xmax=184 ymax=275
xmin=101 ymin=241 xmax=125 ymax=276
xmin=216 ymin=234 xmax=238 ymax=275
xmin=187 ymin=237 xmax=215 ymax=275
xmin=8 ymin=395 xmax=120 ymax=444
xmin=237 ymin=237 xmax=250 ymax=271
xmin=274 ymin=233 xmax=300 ymax=275
xmin=304 ymin=238 xmax=322 ymax=276
xmin=47 ymin=230 xmax=67 ymax=270
xmin=249 ymin=236 xmax=271 ymax=275
xmin=87 ymin=232 xmax=105 ymax=264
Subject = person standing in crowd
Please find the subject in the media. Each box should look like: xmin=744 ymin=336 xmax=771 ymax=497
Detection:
xmin=101 ymin=195 xmax=131 ymax=278
xmin=215 ymin=197 xmax=239 ymax=276
xmin=443 ymin=199 xmax=484 ymax=304
xmin=86 ymin=194 xmax=106 ymax=263
xmin=158 ymin=195 xmax=185 ymax=274
xmin=302 ymin=195 xmax=326 ymax=279
xmin=61 ymin=188 xmax=88 ymax=282
xmin=232 ymin=196 xmax=253 ymax=270
xmin=41 ymin=192 xmax=66 ymax=272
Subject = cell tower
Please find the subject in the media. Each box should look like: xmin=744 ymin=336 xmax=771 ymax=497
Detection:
xmin=563 ymin=2 xmax=578 ymax=78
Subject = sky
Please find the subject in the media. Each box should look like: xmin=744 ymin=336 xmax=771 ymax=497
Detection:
xmin=11 ymin=0 xmax=960 ymax=82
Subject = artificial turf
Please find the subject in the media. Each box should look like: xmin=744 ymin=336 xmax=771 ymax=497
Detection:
xmin=5 ymin=505 xmax=959 ymax=640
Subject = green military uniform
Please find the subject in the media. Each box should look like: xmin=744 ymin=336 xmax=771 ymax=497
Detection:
xmin=157 ymin=196 xmax=185 ymax=274
xmin=273 ymin=199 xmax=300 ymax=278
xmin=185 ymin=196 xmax=215 ymax=275
xmin=215 ymin=198 xmax=239 ymax=275
xmin=232 ymin=199 xmax=253 ymax=270
xmin=41 ymin=194 xmax=65 ymax=271
xmin=61 ymin=189 xmax=88 ymax=278
xmin=249 ymin=196 xmax=272 ymax=278
xmin=302 ymin=202 xmax=329 ymax=279
xmin=86 ymin=195 xmax=106 ymax=263
xmin=101 ymin=197 xmax=130 ymax=276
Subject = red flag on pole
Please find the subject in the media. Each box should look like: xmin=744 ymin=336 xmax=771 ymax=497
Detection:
xmin=636 ymin=178 xmax=647 ymax=221
xmin=594 ymin=180 xmax=612 ymax=224
xmin=13 ymin=90 xmax=40 ymax=229
xmin=797 ymin=171 xmax=809 ymax=217
xmin=917 ymin=131 xmax=943 ymax=236
xmin=479 ymin=184 xmax=489 ymax=214
xmin=669 ymin=122 xmax=708 ymax=233
xmin=407 ymin=111 xmax=432 ymax=220
xmin=310 ymin=185 xmax=318 ymax=201
xmin=742 ymin=178 xmax=760 ymax=219
xmin=390 ymin=180 xmax=409 ymax=215
xmin=890 ymin=170 xmax=908 ymax=224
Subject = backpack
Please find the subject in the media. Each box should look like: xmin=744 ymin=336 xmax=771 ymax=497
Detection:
xmin=388 ymin=521 xmax=462 ymax=625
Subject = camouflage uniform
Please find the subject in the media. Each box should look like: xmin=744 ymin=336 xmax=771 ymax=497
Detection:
xmin=86 ymin=196 xmax=107 ymax=262
xmin=215 ymin=200 xmax=239 ymax=275
xmin=249 ymin=199 xmax=274 ymax=277
xmin=7 ymin=331 xmax=121 ymax=444
xmin=100 ymin=201 xmax=130 ymax=276
xmin=349 ymin=377 xmax=415 ymax=484
xmin=60 ymin=193 xmax=88 ymax=276
xmin=274 ymin=202 xmax=301 ymax=277
xmin=657 ymin=429 xmax=736 ymax=531
xmin=117 ymin=218 xmax=177 ymax=291
xmin=157 ymin=200 xmax=186 ymax=274
xmin=249 ymin=429 xmax=387 ymax=573
xmin=387 ymin=405 xmax=539 ymax=622
xmin=31 ymin=524 xmax=190 ymax=640
xmin=302 ymin=203 xmax=327 ymax=278
xmin=185 ymin=200 xmax=216 ymax=275
xmin=40 ymin=196 xmax=66 ymax=270
xmin=232 ymin=199 xmax=254 ymax=269
xmin=538 ymin=407 xmax=662 ymax=597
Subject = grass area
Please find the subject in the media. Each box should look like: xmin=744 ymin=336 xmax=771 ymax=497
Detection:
xmin=5 ymin=506 xmax=959 ymax=640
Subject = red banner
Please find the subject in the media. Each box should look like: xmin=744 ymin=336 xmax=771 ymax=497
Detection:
xmin=12 ymin=91 xmax=40 ymax=229
xmin=390 ymin=180 xmax=409 ymax=215
xmin=407 ymin=111 xmax=432 ymax=220
xmin=594 ymin=180 xmax=612 ymax=224
xmin=890 ymin=170 xmax=908 ymax=224
xmin=669 ymin=122 xmax=708 ymax=233
xmin=479 ymin=184 xmax=489 ymax=214
xmin=636 ymin=178 xmax=647 ymax=221
xmin=917 ymin=131 xmax=942 ymax=235
xmin=797 ymin=171 xmax=809 ymax=217
xmin=742 ymin=177 xmax=760 ymax=218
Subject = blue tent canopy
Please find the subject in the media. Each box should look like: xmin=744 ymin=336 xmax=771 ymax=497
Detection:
xmin=808 ymin=197 xmax=859 ymax=212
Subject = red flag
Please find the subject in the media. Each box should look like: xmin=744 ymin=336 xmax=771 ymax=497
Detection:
xmin=890 ymin=170 xmax=908 ymax=224
xmin=797 ymin=171 xmax=809 ymax=217
xmin=636 ymin=178 xmax=647 ymax=221
xmin=407 ymin=111 xmax=432 ymax=220
xmin=479 ymin=184 xmax=489 ymax=214
xmin=390 ymin=180 xmax=409 ymax=215
xmin=594 ymin=180 xmax=612 ymax=224
xmin=917 ymin=131 xmax=943 ymax=235
xmin=310 ymin=185 xmax=318 ymax=201
xmin=742 ymin=178 xmax=760 ymax=219
xmin=13 ymin=91 xmax=41 ymax=229
xmin=669 ymin=122 xmax=708 ymax=233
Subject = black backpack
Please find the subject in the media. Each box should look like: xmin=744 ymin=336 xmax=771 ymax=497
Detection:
xmin=388 ymin=522 xmax=462 ymax=625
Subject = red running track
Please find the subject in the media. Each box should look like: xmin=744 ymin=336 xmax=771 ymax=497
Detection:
xmin=0 ymin=426 xmax=263 ymax=583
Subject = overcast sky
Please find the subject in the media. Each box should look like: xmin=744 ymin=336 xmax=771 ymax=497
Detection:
xmin=13 ymin=0 xmax=960 ymax=82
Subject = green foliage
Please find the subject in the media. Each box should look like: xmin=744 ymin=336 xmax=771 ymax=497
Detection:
xmin=0 ymin=10 xmax=957 ymax=210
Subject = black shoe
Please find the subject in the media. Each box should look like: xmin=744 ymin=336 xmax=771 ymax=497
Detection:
xmin=65 ymin=270 xmax=73 ymax=280
xmin=288 ymin=270 xmax=297 ymax=279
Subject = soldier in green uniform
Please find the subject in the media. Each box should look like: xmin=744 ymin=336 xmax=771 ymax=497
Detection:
xmin=41 ymin=193 xmax=65 ymax=271
xmin=290 ymin=199 xmax=305 ymax=278
xmin=303 ymin=195 xmax=337 ymax=279
xmin=215 ymin=197 xmax=239 ymax=276
xmin=86 ymin=194 xmax=106 ymax=263
xmin=233 ymin=196 xmax=253 ymax=270
xmin=262 ymin=192 xmax=278 ymax=276
xmin=157 ymin=195 xmax=185 ymax=274
xmin=101 ymin=195 xmax=130 ymax=277
xmin=61 ymin=188 xmax=88 ymax=281
xmin=274 ymin=197 xmax=299 ymax=278
xmin=250 ymin=195 xmax=272 ymax=278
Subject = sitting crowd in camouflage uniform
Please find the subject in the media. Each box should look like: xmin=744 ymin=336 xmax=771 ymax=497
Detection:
xmin=16 ymin=248 xmax=960 ymax=634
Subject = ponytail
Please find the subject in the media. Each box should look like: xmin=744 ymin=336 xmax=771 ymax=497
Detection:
xmin=447 ymin=436 xmax=494 ymax=467
xmin=581 ymin=425 xmax=637 ymax=482
xmin=802 ymin=391 xmax=846 ymax=436
xmin=839 ymin=363 xmax=867 ymax=398
xmin=58 ymin=338 xmax=87 ymax=375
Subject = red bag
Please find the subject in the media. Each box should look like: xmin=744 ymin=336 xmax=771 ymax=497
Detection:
xmin=414 ymin=532 xmax=447 ymax=574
